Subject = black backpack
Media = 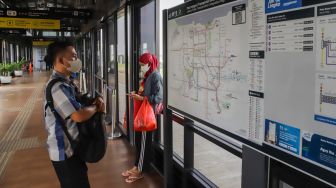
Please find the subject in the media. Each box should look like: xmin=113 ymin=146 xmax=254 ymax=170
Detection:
xmin=45 ymin=78 xmax=107 ymax=163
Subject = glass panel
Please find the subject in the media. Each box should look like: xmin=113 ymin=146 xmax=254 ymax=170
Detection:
xmin=173 ymin=122 xmax=184 ymax=158
xmin=99 ymin=29 xmax=104 ymax=79
xmin=107 ymin=17 xmax=117 ymax=121
xmin=108 ymin=19 xmax=116 ymax=87
xmin=85 ymin=32 xmax=93 ymax=93
xmin=194 ymin=134 xmax=242 ymax=188
xmin=117 ymin=9 xmax=127 ymax=131
xmin=95 ymin=29 xmax=104 ymax=94
xmin=96 ymin=29 xmax=102 ymax=77
xmin=159 ymin=0 xmax=184 ymax=70
xmin=139 ymin=2 xmax=155 ymax=55
xmin=196 ymin=122 xmax=243 ymax=148
xmin=127 ymin=5 xmax=131 ymax=93
xmin=158 ymin=0 xmax=185 ymax=146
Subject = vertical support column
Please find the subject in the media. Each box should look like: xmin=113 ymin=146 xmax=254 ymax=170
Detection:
xmin=128 ymin=4 xmax=136 ymax=146
xmin=154 ymin=0 xmax=161 ymax=144
xmin=10 ymin=43 xmax=14 ymax=63
xmin=183 ymin=118 xmax=194 ymax=188
xmin=162 ymin=9 xmax=173 ymax=188
xmin=242 ymin=145 xmax=269 ymax=188
xmin=164 ymin=109 xmax=173 ymax=188
xmin=125 ymin=6 xmax=134 ymax=144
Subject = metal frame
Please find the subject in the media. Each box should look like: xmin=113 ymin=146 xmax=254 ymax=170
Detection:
xmin=162 ymin=1 xmax=336 ymax=187
xmin=162 ymin=9 xmax=174 ymax=188
xmin=105 ymin=13 xmax=122 ymax=139
xmin=115 ymin=7 xmax=129 ymax=138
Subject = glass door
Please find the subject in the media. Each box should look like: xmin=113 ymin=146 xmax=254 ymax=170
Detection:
xmin=107 ymin=17 xmax=116 ymax=89
xmin=117 ymin=8 xmax=128 ymax=135
xmin=133 ymin=0 xmax=156 ymax=92
xmin=132 ymin=0 xmax=157 ymax=141
xmin=95 ymin=28 xmax=104 ymax=95
xmin=106 ymin=15 xmax=117 ymax=124
xmin=84 ymin=32 xmax=93 ymax=94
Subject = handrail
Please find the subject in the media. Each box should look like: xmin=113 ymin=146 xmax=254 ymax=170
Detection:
xmin=94 ymin=74 xmax=107 ymax=83
xmin=170 ymin=111 xmax=243 ymax=158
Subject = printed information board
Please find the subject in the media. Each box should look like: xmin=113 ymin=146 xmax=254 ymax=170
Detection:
xmin=166 ymin=0 xmax=336 ymax=184
xmin=264 ymin=0 xmax=336 ymax=174
xmin=167 ymin=0 xmax=250 ymax=139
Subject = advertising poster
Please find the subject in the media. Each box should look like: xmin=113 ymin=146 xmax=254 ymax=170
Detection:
xmin=265 ymin=0 xmax=302 ymax=13
xmin=265 ymin=119 xmax=301 ymax=155
xmin=302 ymin=132 xmax=336 ymax=171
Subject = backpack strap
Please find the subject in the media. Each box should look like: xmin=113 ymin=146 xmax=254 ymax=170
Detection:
xmin=45 ymin=78 xmax=76 ymax=145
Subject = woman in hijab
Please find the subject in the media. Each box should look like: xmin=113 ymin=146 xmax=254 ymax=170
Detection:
xmin=122 ymin=53 xmax=163 ymax=183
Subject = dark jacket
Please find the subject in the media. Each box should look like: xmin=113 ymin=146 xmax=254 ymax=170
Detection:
xmin=143 ymin=71 xmax=163 ymax=110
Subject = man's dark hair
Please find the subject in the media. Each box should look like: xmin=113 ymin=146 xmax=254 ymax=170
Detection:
xmin=44 ymin=41 xmax=74 ymax=66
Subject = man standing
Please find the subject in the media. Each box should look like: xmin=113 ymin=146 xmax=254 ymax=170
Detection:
xmin=44 ymin=41 xmax=104 ymax=188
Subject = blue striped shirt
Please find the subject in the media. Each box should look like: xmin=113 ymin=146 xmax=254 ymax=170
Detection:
xmin=44 ymin=71 xmax=81 ymax=161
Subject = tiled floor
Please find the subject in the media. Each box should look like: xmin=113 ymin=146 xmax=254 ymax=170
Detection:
xmin=0 ymin=72 xmax=163 ymax=188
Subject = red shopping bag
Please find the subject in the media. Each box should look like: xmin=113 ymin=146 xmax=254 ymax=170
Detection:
xmin=123 ymin=96 xmax=144 ymax=129
xmin=134 ymin=97 xmax=157 ymax=132
xmin=133 ymin=99 xmax=142 ymax=119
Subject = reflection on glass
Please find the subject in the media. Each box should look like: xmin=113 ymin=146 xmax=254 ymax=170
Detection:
xmin=107 ymin=18 xmax=116 ymax=88
xmin=106 ymin=18 xmax=117 ymax=118
xmin=194 ymin=134 xmax=242 ymax=188
xmin=117 ymin=9 xmax=127 ymax=131
xmin=140 ymin=1 xmax=155 ymax=55
xmin=96 ymin=29 xmax=102 ymax=77
xmin=159 ymin=0 xmax=185 ymax=73
xmin=159 ymin=0 xmax=185 ymax=146
xmin=173 ymin=122 xmax=184 ymax=158
xmin=128 ymin=5 xmax=131 ymax=92
xmin=85 ymin=33 xmax=93 ymax=93
xmin=94 ymin=29 xmax=104 ymax=94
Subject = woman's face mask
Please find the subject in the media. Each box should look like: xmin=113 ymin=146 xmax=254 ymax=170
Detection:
xmin=140 ymin=64 xmax=150 ymax=76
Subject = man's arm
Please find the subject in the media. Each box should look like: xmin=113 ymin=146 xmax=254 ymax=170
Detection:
xmin=70 ymin=105 xmax=98 ymax=123
xmin=70 ymin=97 xmax=105 ymax=123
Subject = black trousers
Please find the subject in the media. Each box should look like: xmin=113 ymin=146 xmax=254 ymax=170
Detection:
xmin=51 ymin=155 xmax=90 ymax=188
xmin=134 ymin=131 xmax=154 ymax=172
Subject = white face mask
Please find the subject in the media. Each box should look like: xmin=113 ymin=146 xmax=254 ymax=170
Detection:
xmin=140 ymin=64 xmax=150 ymax=75
xmin=67 ymin=59 xmax=82 ymax=73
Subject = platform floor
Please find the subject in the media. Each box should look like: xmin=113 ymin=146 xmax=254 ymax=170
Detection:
xmin=0 ymin=72 xmax=163 ymax=188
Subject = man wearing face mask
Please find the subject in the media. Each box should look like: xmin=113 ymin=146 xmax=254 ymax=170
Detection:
xmin=44 ymin=41 xmax=104 ymax=188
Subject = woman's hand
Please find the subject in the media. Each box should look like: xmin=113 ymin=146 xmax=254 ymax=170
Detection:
xmin=132 ymin=94 xmax=144 ymax=101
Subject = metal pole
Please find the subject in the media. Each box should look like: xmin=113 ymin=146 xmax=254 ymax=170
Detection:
xmin=107 ymin=89 xmax=122 ymax=139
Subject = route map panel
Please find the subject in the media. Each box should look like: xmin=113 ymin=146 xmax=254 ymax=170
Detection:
xmin=167 ymin=0 xmax=250 ymax=138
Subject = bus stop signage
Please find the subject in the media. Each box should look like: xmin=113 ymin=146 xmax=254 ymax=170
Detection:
xmin=0 ymin=17 xmax=60 ymax=29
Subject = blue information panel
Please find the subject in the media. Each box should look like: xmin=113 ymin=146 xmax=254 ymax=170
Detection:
xmin=314 ymin=115 xmax=336 ymax=126
xmin=302 ymin=133 xmax=336 ymax=171
xmin=265 ymin=0 xmax=302 ymax=13
xmin=265 ymin=119 xmax=301 ymax=155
